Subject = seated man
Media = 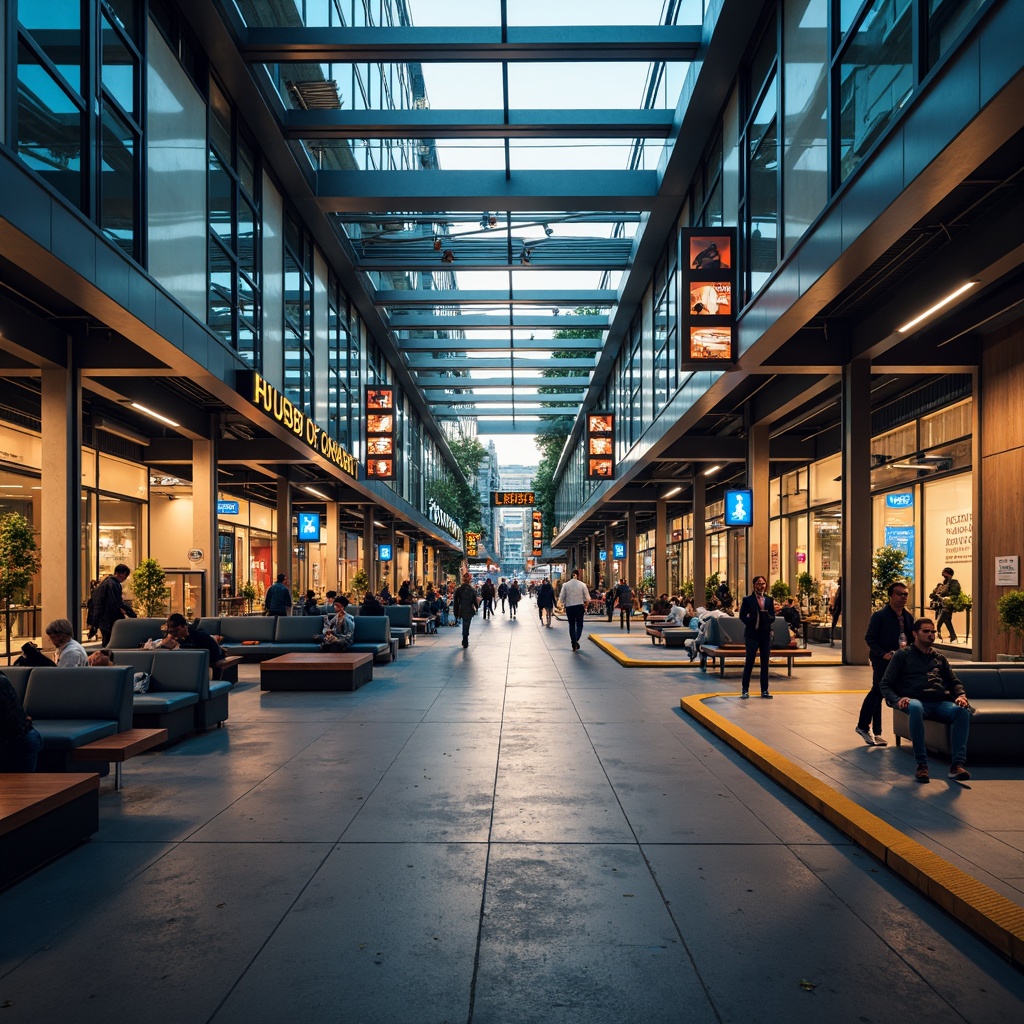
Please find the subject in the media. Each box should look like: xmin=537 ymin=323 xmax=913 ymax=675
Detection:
xmin=664 ymin=600 xmax=688 ymax=626
xmin=880 ymin=617 xmax=973 ymax=783
xmin=45 ymin=618 xmax=90 ymax=667
xmin=160 ymin=613 xmax=228 ymax=679
xmin=780 ymin=597 xmax=802 ymax=638
xmin=0 ymin=670 xmax=43 ymax=772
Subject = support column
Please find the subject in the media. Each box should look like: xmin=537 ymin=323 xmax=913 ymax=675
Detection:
xmin=416 ymin=539 xmax=424 ymax=588
xmin=325 ymin=502 xmax=339 ymax=593
xmin=626 ymin=510 xmax=637 ymax=589
xmin=192 ymin=424 xmax=218 ymax=618
xmin=605 ymin=524 xmax=613 ymax=588
xmin=363 ymin=506 xmax=376 ymax=594
xmin=843 ymin=359 xmax=872 ymax=665
xmin=276 ymin=477 xmax=292 ymax=601
xmin=692 ymin=473 xmax=706 ymax=605
xmin=41 ymin=362 xmax=81 ymax=637
xmin=747 ymin=422 xmax=770 ymax=583
xmin=655 ymin=499 xmax=668 ymax=595
xmin=388 ymin=521 xmax=397 ymax=592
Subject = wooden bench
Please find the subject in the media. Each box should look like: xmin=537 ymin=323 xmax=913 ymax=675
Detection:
xmin=71 ymin=728 xmax=169 ymax=790
xmin=646 ymin=624 xmax=697 ymax=647
xmin=413 ymin=617 xmax=437 ymax=635
xmin=701 ymin=645 xmax=813 ymax=677
xmin=260 ymin=652 xmax=374 ymax=692
xmin=0 ymin=774 xmax=99 ymax=888
xmin=218 ymin=655 xmax=243 ymax=684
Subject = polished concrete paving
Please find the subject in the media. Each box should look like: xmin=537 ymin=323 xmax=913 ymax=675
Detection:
xmin=2 ymin=603 xmax=1023 ymax=1023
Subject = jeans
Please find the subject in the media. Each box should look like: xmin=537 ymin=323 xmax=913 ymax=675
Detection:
xmin=900 ymin=699 xmax=970 ymax=765
xmin=0 ymin=727 xmax=43 ymax=772
xmin=934 ymin=606 xmax=957 ymax=640
xmin=858 ymin=660 xmax=887 ymax=734
xmin=566 ymin=605 xmax=585 ymax=646
xmin=482 ymin=597 xmax=493 ymax=619
xmin=461 ymin=616 xmax=472 ymax=645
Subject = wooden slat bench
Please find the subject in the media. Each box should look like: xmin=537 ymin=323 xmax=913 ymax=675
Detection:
xmin=71 ymin=728 xmax=169 ymax=790
xmin=701 ymin=645 xmax=813 ymax=677
xmin=0 ymin=774 xmax=99 ymax=888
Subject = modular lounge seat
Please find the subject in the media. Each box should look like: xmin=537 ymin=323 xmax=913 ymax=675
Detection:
xmin=2 ymin=665 xmax=133 ymax=771
xmin=378 ymin=604 xmax=414 ymax=648
xmin=892 ymin=663 xmax=1024 ymax=760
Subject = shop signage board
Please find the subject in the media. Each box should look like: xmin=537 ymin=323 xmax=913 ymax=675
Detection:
xmin=491 ymin=491 xmax=535 ymax=506
xmin=613 ymin=542 xmax=625 ymax=560
xmin=885 ymin=525 xmax=916 ymax=580
xmin=725 ymin=489 xmax=753 ymax=527
xmin=531 ymin=511 xmax=543 ymax=557
xmin=238 ymin=371 xmax=357 ymax=478
xmin=378 ymin=543 xmax=393 ymax=561
xmin=586 ymin=413 xmax=614 ymax=479
xmin=996 ymin=556 xmax=1019 ymax=587
xmin=298 ymin=513 xmax=321 ymax=542
xmin=365 ymin=387 xmax=395 ymax=481
xmin=217 ymin=500 xmax=240 ymax=515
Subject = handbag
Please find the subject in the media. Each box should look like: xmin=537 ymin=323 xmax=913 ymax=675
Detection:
xmin=320 ymin=636 xmax=352 ymax=653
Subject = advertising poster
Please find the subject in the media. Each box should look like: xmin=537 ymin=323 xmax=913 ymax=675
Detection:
xmin=885 ymin=525 xmax=916 ymax=581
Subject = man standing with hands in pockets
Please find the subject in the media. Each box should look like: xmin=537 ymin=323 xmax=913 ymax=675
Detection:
xmin=739 ymin=575 xmax=776 ymax=699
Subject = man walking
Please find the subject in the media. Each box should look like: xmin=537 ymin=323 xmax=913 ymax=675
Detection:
xmin=929 ymin=567 xmax=961 ymax=642
xmin=454 ymin=572 xmax=479 ymax=648
xmin=881 ymin=617 xmax=973 ymax=782
xmin=264 ymin=573 xmax=292 ymax=616
xmin=860 ymin=581 xmax=914 ymax=746
xmin=498 ymin=578 xmax=509 ymax=614
xmin=536 ymin=578 xmax=555 ymax=626
xmin=739 ymin=575 xmax=776 ymax=699
xmin=616 ymin=579 xmax=634 ymax=632
xmin=87 ymin=564 xmax=135 ymax=646
xmin=560 ymin=570 xmax=591 ymax=651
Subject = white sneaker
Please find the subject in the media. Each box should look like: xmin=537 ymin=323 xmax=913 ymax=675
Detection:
xmin=855 ymin=726 xmax=876 ymax=746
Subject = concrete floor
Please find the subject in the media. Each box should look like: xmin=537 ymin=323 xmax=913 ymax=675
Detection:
xmin=2 ymin=604 xmax=1023 ymax=1023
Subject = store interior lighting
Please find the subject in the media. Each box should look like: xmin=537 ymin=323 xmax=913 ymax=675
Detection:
xmin=129 ymin=402 xmax=180 ymax=428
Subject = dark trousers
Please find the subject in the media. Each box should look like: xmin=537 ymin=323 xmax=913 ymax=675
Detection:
xmin=934 ymin=606 xmax=956 ymax=640
xmin=566 ymin=605 xmax=585 ymax=645
xmin=482 ymin=597 xmax=493 ymax=619
xmin=461 ymin=616 xmax=472 ymax=645
xmin=859 ymin=660 xmax=887 ymax=734
xmin=606 ymin=603 xmax=614 ymax=622
xmin=620 ymin=608 xmax=631 ymax=631
xmin=741 ymin=631 xmax=772 ymax=693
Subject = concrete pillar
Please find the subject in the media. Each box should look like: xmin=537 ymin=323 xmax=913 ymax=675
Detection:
xmin=605 ymin=524 xmax=613 ymax=588
xmin=842 ymin=359 xmax=872 ymax=665
xmin=626 ymin=510 xmax=637 ymax=589
xmin=41 ymin=362 xmax=81 ymax=636
xmin=388 ymin=521 xmax=397 ymax=592
xmin=363 ymin=506 xmax=376 ymax=594
xmin=655 ymin=499 xmax=668 ymax=595
xmin=692 ymin=473 xmax=706 ymax=605
xmin=192 ymin=424 xmax=218 ymax=617
xmin=747 ymin=422 xmax=770 ymax=584
xmin=416 ymin=539 xmax=424 ymax=588
xmin=275 ymin=477 xmax=292 ymax=608
xmin=325 ymin=501 xmax=339 ymax=592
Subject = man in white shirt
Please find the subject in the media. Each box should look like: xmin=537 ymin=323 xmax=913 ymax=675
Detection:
xmin=45 ymin=619 xmax=90 ymax=667
xmin=559 ymin=570 xmax=591 ymax=651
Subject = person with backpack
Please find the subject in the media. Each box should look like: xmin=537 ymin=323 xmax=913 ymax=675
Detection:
xmin=87 ymin=564 xmax=136 ymax=646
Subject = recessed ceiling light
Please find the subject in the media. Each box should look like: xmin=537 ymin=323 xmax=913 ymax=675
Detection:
xmin=898 ymin=282 xmax=976 ymax=333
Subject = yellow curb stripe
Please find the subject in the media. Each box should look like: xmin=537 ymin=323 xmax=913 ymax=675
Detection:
xmin=681 ymin=692 xmax=1024 ymax=965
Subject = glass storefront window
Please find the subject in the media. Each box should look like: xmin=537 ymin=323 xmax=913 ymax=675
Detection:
xmin=98 ymin=497 xmax=141 ymax=580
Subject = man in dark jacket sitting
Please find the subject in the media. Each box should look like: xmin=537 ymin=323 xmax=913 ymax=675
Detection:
xmin=880 ymin=617 xmax=972 ymax=784
xmin=160 ymin=613 xmax=228 ymax=679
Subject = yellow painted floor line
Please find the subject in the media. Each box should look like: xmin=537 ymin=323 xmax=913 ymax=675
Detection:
xmin=681 ymin=691 xmax=1024 ymax=966
xmin=589 ymin=633 xmax=844 ymax=669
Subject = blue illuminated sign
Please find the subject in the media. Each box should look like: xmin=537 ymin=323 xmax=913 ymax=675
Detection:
xmin=217 ymin=500 xmax=240 ymax=515
xmin=884 ymin=525 xmax=916 ymax=581
xmin=297 ymin=513 xmax=321 ymax=542
xmin=599 ymin=550 xmax=607 ymax=561
xmin=613 ymin=542 xmax=626 ymax=560
xmin=725 ymin=489 xmax=753 ymax=527
xmin=886 ymin=492 xmax=914 ymax=509
xmin=379 ymin=543 xmax=393 ymax=562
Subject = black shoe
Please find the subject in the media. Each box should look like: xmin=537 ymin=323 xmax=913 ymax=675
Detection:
xmin=740 ymin=691 xmax=750 ymax=699
xmin=462 ymin=641 xmax=468 ymax=648
xmin=760 ymin=692 xmax=773 ymax=699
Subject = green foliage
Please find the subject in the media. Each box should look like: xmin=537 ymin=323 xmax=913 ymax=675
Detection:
xmin=872 ymin=546 xmax=908 ymax=605
xmin=770 ymin=579 xmax=791 ymax=602
xmin=351 ymin=568 xmax=370 ymax=597
xmin=996 ymin=590 xmax=1024 ymax=654
xmin=448 ymin=434 xmax=487 ymax=478
xmin=131 ymin=558 xmax=171 ymax=617
xmin=680 ymin=578 xmax=694 ymax=601
xmin=0 ymin=511 xmax=40 ymax=606
xmin=641 ymin=574 xmax=656 ymax=594
xmin=796 ymin=572 xmax=818 ymax=600
xmin=705 ymin=571 xmax=721 ymax=606
xmin=239 ymin=579 xmax=257 ymax=612
xmin=945 ymin=590 xmax=972 ymax=613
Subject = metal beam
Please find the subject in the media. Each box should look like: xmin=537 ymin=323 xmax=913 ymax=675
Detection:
xmin=375 ymin=289 xmax=618 ymax=306
xmin=415 ymin=376 xmax=588 ymax=389
xmin=405 ymin=356 xmax=595 ymax=370
xmin=435 ymin=405 xmax=580 ymax=415
xmin=283 ymin=108 xmax=675 ymax=140
xmin=240 ymin=25 xmax=702 ymax=63
xmin=397 ymin=337 xmax=602 ymax=351
xmin=316 ymin=169 xmax=661 ymax=212
xmin=390 ymin=314 xmax=608 ymax=330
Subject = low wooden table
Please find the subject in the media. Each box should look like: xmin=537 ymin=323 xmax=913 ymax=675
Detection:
xmin=72 ymin=728 xmax=169 ymax=790
xmin=0 ymin=774 xmax=99 ymax=887
xmin=219 ymin=655 xmax=243 ymax=684
xmin=260 ymin=652 xmax=374 ymax=692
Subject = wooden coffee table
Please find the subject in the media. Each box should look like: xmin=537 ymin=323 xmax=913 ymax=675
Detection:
xmin=260 ymin=652 xmax=374 ymax=692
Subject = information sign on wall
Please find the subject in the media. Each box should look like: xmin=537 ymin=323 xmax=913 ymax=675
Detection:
xmin=586 ymin=413 xmax=615 ymax=480
xmin=531 ymin=512 xmax=543 ymax=557
xmin=885 ymin=525 xmax=916 ymax=581
xmin=680 ymin=229 xmax=737 ymax=367
xmin=491 ymin=491 xmax=535 ymax=506
xmin=725 ymin=489 xmax=753 ymax=528
xmin=217 ymin=500 xmax=240 ymax=515
xmin=297 ymin=513 xmax=321 ymax=542
xmin=365 ymin=387 xmax=395 ymax=480
xmin=613 ymin=542 xmax=625 ymax=560
xmin=378 ymin=543 xmax=393 ymax=562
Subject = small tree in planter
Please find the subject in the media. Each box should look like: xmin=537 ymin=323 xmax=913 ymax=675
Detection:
xmin=239 ymin=580 xmax=257 ymax=614
xmin=350 ymin=568 xmax=370 ymax=601
xmin=770 ymin=579 xmax=791 ymax=603
xmin=872 ymin=546 xmax=908 ymax=606
xmin=0 ymin=511 xmax=41 ymax=664
xmin=131 ymin=558 xmax=171 ymax=618
xmin=705 ymin=571 xmax=721 ymax=606
xmin=996 ymin=590 xmax=1024 ymax=659
xmin=680 ymin=578 xmax=694 ymax=603
xmin=796 ymin=571 xmax=819 ymax=613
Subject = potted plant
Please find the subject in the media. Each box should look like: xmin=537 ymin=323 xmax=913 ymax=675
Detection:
xmin=945 ymin=589 xmax=973 ymax=644
xmin=680 ymin=578 xmax=694 ymax=603
xmin=770 ymin=579 xmax=791 ymax=603
xmin=996 ymin=590 xmax=1024 ymax=661
xmin=131 ymin=558 xmax=171 ymax=618
xmin=871 ymin=546 xmax=908 ymax=607
xmin=705 ymin=571 xmax=721 ymax=606
xmin=796 ymin=571 xmax=819 ymax=613
xmin=239 ymin=579 xmax=257 ymax=614
xmin=351 ymin=568 xmax=370 ymax=601
xmin=0 ymin=511 xmax=41 ymax=665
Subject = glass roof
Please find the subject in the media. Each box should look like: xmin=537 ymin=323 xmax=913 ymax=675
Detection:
xmin=234 ymin=0 xmax=702 ymax=433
